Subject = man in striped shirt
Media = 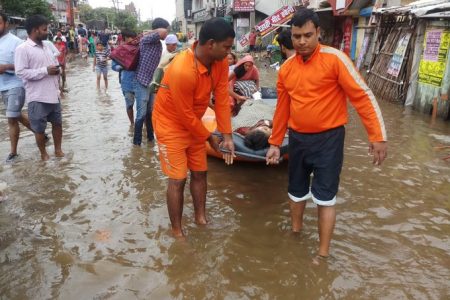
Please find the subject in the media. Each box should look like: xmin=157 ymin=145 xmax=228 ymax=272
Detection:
xmin=266 ymin=9 xmax=387 ymax=262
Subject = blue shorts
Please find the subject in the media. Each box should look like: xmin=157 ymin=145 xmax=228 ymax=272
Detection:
xmin=96 ymin=66 xmax=108 ymax=76
xmin=28 ymin=101 xmax=62 ymax=134
xmin=1 ymin=87 xmax=25 ymax=118
xmin=288 ymin=126 xmax=345 ymax=206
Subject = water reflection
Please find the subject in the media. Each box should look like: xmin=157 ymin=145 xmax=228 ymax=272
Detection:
xmin=0 ymin=60 xmax=449 ymax=299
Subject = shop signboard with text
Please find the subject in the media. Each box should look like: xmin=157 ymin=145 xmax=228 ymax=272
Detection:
xmin=255 ymin=6 xmax=296 ymax=37
xmin=233 ymin=0 xmax=255 ymax=12
xmin=419 ymin=28 xmax=450 ymax=87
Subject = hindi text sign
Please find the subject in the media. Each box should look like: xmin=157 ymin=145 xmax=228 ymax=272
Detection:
xmin=255 ymin=6 xmax=295 ymax=37
xmin=234 ymin=0 xmax=255 ymax=12
xmin=419 ymin=28 xmax=450 ymax=87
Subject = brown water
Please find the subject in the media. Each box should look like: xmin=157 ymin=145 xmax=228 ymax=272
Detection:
xmin=1 ymin=60 xmax=449 ymax=299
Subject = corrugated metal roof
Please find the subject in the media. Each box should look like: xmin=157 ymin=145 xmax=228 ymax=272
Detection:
xmin=375 ymin=0 xmax=450 ymax=17
xmin=419 ymin=11 xmax=450 ymax=18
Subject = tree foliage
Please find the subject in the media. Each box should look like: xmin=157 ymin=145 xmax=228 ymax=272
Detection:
xmin=78 ymin=3 xmax=138 ymax=31
xmin=0 ymin=0 xmax=53 ymax=20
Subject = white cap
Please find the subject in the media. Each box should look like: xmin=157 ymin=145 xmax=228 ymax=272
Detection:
xmin=165 ymin=34 xmax=178 ymax=45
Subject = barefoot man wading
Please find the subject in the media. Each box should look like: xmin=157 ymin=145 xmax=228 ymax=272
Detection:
xmin=266 ymin=9 xmax=387 ymax=261
xmin=15 ymin=15 xmax=64 ymax=161
xmin=153 ymin=18 xmax=236 ymax=237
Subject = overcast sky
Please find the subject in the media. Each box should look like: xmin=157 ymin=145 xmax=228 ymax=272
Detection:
xmin=88 ymin=0 xmax=176 ymax=22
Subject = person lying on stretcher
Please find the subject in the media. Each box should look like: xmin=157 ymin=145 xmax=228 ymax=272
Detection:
xmin=211 ymin=99 xmax=275 ymax=151
xmin=235 ymin=119 xmax=272 ymax=151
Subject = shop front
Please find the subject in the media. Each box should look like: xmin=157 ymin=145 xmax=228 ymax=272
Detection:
xmin=192 ymin=8 xmax=212 ymax=38
xmin=233 ymin=0 xmax=255 ymax=52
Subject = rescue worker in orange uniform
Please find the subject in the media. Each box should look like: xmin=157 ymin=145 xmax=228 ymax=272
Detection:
xmin=153 ymin=18 xmax=236 ymax=238
xmin=266 ymin=9 xmax=388 ymax=262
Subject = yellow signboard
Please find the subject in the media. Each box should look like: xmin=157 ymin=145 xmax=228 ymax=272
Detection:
xmin=418 ymin=28 xmax=450 ymax=87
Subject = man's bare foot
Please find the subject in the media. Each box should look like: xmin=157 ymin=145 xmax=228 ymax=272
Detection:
xmin=195 ymin=216 xmax=208 ymax=225
xmin=41 ymin=153 xmax=50 ymax=161
xmin=292 ymin=228 xmax=302 ymax=233
xmin=55 ymin=151 xmax=65 ymax=158
xmin=172 ymin=228 xmax=185 ymax=238
xmin=312 ymin=255 xmax=329 ymax=266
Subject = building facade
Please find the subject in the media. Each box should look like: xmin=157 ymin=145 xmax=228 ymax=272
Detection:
xmin=47 ymin=0 xmax=81 ymax=27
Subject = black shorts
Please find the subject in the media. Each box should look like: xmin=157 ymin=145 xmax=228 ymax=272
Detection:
xmin=288 ymin=126 xmax=345 ymax=206
xmin=249 ymin=45 xmax=255 ymax=51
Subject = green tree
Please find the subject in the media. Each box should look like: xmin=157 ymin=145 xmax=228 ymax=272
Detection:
xmin=0 ymin=0 xmax=53 ymax=20
xmin=78 ymin=3 xmax=95 ymax=24
xmin=115 ymin=11 xmax=137 ymax=31
xmin=79 ymin=5 xmax=138 ymax=31
xmin=137 ymin=20 xmax=152 ymax=32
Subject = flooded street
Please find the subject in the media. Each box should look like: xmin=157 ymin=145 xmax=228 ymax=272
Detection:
xmin=1 ymin=59 xmax=449 ymax=299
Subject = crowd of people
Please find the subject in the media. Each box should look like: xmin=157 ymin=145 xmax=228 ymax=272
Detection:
xmin=0 ymin=8 xmax=388 ymax=262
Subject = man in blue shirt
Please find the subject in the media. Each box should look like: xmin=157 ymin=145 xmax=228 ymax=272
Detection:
xmin=134 ymin=18 xmax=169 ymax=146
xmin=0 ymin=13 xmax=33 ymax=162
xmin=111 ymin=29 xmax=138 ymax=125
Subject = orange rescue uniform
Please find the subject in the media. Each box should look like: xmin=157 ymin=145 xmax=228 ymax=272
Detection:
xmin=269 ymin=44 xmax=387 ymax=146
xmin=153 ymin=44 xmax=232 ymax=179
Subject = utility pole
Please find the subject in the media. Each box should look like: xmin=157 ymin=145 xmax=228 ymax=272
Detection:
xmin=69 ymin=0 xmax=74 ymax=26
xmin=111 ymin=0 xmax=122 ymax=14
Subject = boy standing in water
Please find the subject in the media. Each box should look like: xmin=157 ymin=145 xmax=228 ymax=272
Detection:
xmin=93 ymin=42 xmax=110 ymax=90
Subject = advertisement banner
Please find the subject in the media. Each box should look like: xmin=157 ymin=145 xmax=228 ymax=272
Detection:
xmin=239 ymin=34 xmax=250 ymax=47
xmin=419 ymin=28 xmax=450 ymax=87
xmin=255 ymin=6 xmax=295 ymax=37
xmin=387 ymin=33 xmax=411 ymax=77
xmin=423 ymin=29 xmax=442 ymax=61
xmin=234 ymin=0 xmax=255 ymax=12
xmin=356 ymin=35 xmax=369 ymax=70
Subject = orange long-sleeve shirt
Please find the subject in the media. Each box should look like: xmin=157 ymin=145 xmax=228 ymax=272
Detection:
xmin=153 ymin=45 xmax=232 ymax=141
xmin=269 ymin=44 xmax=387 ymax=146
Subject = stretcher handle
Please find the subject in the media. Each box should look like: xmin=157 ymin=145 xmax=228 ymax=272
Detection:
xmin=219 ymin=148 xmax=284 ymax=163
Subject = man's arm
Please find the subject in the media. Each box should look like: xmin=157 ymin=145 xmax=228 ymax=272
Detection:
xmin=0 ymin=64 xmax=15 ymax=74
xmin=15 ymin=47 xmax=50 ymax=81
xmin=335 ymin=51 xmax=387 ymax=165
xmin=266 ymin=71 xmax=290 ymax=165
xmin=141 ymin=29 xmax=168 ymax=46
xmin=212 ymin=60 xmax=235 ymax=164
xmin=268 ymin=71 xmax=290 ymax=147
xmin=335 ymin=52 xmax=387 ymax=143
xmin=213 ymin=59 xmax=232 ymax=135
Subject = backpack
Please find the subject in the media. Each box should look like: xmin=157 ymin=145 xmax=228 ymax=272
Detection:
xmin=109 ymin=36 xmax=141 ymax=71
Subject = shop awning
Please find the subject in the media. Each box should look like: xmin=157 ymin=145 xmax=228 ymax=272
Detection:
xmin=419 ymin=11 xmax=450 ymax=19
xmin=375 ymin=0 xmax=450 ymax=17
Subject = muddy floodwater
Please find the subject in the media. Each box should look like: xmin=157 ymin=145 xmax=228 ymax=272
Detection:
xmin=1 ymin=59 xmax=449 ymax=299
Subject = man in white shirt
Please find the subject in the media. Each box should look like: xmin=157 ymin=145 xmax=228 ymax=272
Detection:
xmin=15 ymin=15 xmax=64 ymax=161
xmin=0 ymin=12 xmax=33 ymax=162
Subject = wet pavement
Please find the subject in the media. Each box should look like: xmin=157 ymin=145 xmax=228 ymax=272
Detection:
xmin=0 ymin=58 xmax=449 ymax=299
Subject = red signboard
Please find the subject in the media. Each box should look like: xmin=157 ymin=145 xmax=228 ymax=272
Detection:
xmin=342 ymin=17 xmax=352 ymax=56
xmin=328 ymin=0 xmax=353 ymax=16
xmin=255 ymin=6 xmax=296 ymax=37
xmin=234 ymin=0 xmax=255 ymax=12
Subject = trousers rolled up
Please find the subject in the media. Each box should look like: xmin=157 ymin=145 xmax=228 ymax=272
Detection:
xmin=134 ymin=83 xmax=153 ymax=145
